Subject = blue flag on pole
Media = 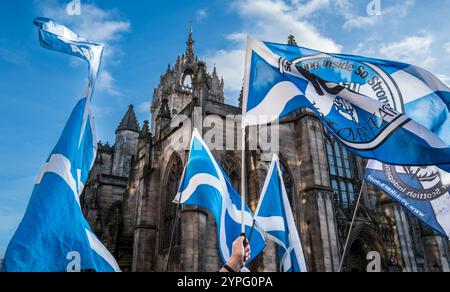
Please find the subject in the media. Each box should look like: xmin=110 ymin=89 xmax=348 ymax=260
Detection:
xmin=174 ymin=129 xmax=266 ymax=265
xmin=257 ymin=39 xmax=450 ymax=239
xmin=2 ymin=18 xmax=120 ymax=272
xmin=259 ymin=41 xmax=450 ymax=143
xmin=254 ymin=155 xmax=307 ymax=272
xmin=242 ymin=38 xmax=450 ymax=168
xmin=365 ymin=162 xmax=450 ymax=239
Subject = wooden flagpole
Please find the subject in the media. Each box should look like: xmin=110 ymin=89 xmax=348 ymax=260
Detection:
xmin=241 ymin=126 xmax=247 ymax=238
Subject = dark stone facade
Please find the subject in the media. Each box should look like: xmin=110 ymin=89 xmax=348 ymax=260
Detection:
xmin=80 ymin=32 xmax=450 ymax=272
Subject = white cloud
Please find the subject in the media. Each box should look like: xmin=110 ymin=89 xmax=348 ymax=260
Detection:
xmin=379 ymin=35 xmax=435 ymax=67
xmin=291 ymin=0 xmax=330 ymax=17
xmin=38 ymin=1 xmax=130 ymax=44
xmin=206 ymin=0 xmax=342 ymax=101
xmin=196 ymin=9 xmax=208 ymax=22
xmin=205 ymin=49 xmax=246 ymax=103
xmin=436 ymin=74 xmax=450 ymax=87
xmin=96 ymin=71 xmax=121 ymax=96
xmin=341 ymin=0 xmax=415 ymax=30
xmin=138 ymin=101 xmax=152 ymax=113
xmin=226 ymin=33 xmax=248 ymax=42
xmin=342 ymin=14 xmax=379 ymax=30
xmin=445 ymin=42 xmax=450 ymax=53
xmin=231 ymin=0 xmax=341 ymax=51
xmin=36 ymin=0 xmax=130 ymax=95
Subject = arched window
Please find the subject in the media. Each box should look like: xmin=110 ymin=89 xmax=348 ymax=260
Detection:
xmin=335 ymin=142 xmax=344 ymax=177
xmin=326 ymin=136 xmax=358 ymax=211
xmin=160 ymin=154 xmax=184 ymax=251
xmin=181 ymin=68 xmax=194 ymax=92
xmin=340 ymin=181 xmax=348 ymax=208
xmin=326 ymin=141 xmax=337 ymax=176
xmin=348 ymin=183 xmax=355 ymax=206
xmin=343 ymin=150 xmax=352 ymax=178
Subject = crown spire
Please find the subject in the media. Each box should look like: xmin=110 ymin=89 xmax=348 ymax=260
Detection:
xmin=186 ymin=23 xmax=195 ymax=58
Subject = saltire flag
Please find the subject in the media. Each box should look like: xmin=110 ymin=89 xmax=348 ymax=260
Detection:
xmin=174 ymin=129 xmax=266 ymax=265
xmin=254 ymin=154 xmax=307 ymax=272
xmin=258 ymin=40 xmax=450 ymax=238
xmin=242 ymin=37 xmax=450 ymax=168
xmin=2 ymin=18 xmax=120 ymax=272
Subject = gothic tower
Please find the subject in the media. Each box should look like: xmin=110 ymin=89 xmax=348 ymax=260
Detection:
xmin=113 ymin=105 xmax=140 ymax=177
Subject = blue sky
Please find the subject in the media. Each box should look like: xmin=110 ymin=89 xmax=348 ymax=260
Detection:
xmin=1 ymin=0 xmax=450 ymax=257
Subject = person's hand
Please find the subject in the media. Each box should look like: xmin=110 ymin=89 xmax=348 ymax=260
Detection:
xmin=225 ymin=236 xmax=251 ymax=272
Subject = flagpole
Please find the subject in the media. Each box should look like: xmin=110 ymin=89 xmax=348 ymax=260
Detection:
xmin=241 ymin=126 xmax=247 ymax=238
xmin=165 ymin=195 xmax=182 ymax=272
xmin=338 ymin=180 xmax=366 ymax=272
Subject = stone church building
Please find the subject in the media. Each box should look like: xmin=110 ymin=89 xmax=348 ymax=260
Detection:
xmin=80 ymin=30 xmax=450 ymax=272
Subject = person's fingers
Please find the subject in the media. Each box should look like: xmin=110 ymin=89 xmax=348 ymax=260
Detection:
xmin=245 ymin=247 xmax=251 ymax=259
xmin=233 ymin=237 xmax=244 ymax=250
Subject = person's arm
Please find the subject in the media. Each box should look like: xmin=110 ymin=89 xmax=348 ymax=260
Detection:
xmin=219 ymin=236 xmax=251 ymax=272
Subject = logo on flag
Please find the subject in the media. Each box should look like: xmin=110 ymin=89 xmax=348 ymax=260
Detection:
xmin=290 ymin=54 xmax=404 ymax=111
xmin=366 ymin=161 xmax=450 ymax=238
xmin=381 ymin=165 xmax=448 ymax=201
xmin=242 ymin=37 xmax=450 ymax=166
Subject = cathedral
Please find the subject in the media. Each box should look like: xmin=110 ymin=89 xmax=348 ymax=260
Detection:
xmin=80 ymin=30 xmax=450 ymax=272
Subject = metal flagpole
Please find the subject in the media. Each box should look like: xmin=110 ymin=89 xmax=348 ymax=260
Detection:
xmin=338 ymin=180 xmax=366 ymax=272
xmin=165 ymin=195 xmax=182 ymax=272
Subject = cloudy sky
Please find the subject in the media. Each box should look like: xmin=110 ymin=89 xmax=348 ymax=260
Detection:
xmin=1 ymin=0 xmax=450 ymax=257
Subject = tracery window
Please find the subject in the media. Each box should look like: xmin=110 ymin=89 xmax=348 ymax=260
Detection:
xmin=160 ymin=154 xmax=184 ymax=251
xmin=181 ymin=69 xmax=194 ymax=92
xmin=326 ymin=137 xmax=359 ymax=210
xmin=221 ymin=154 xmax=241 ymax=193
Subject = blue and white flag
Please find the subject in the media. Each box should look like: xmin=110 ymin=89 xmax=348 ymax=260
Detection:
xmin=365 ymin=163 xmax=450 ymax=238
xmin=259 ymin=39 xmax=450 ymax=238
xmin=257 ymin=41 xmax=450 ymax=143
xmin=33 ymin=17 xmax=104 ymax=85
xmin=242 ymin=38 xmax=450 ymax=167
xmin=2 ymin=18 xmax=120 ymax=272
xmin=254 ymin=155 xmax=307 ymax=272
xmin=174 ymin=129 xmax=266 ymax=264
